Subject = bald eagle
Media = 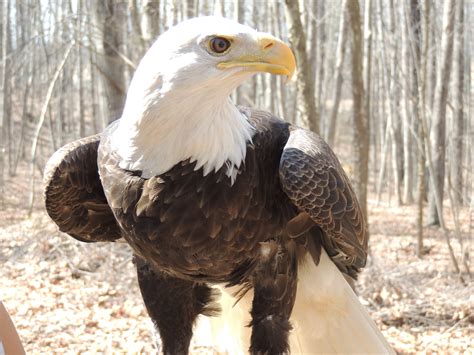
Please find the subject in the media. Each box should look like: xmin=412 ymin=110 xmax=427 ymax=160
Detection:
xmin=44 ymin=17 xmax=393 ymax=354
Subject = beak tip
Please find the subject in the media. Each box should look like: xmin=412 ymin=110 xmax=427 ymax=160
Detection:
xmin=285 ymin=72 xmax=296 ymax=84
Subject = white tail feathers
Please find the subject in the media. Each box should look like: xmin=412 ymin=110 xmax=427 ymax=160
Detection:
xmin=202 ymin=249 xmax=394 ymax=354
xmin=288 ymin=250 xmax=394 ymax=353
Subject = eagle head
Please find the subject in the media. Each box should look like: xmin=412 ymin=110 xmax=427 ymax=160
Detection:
xmin=125 ymin=16 xmax=295 ymax=107
xmin=116 ymin=17 xmax=295 ymax=179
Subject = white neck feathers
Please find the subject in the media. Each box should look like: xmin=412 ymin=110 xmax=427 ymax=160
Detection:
xmin=110 ymin=87 xmax=254 ymax=181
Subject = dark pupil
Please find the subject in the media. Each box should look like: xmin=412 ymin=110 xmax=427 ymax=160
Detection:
xmin=211 ymin=37 xmax=230 ymax=53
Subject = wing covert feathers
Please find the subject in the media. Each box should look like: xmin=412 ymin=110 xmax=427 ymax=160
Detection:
xmin=43 ymin=135 xmax=121 ymax=242
xmin=279 ymin=128 xmax=368 ymax=277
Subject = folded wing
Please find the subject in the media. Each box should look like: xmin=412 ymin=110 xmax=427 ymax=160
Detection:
xmin=279 ymin=128 xmax=367 ymax=277
xmin=43 ymin=135 xmax=122 ymax=242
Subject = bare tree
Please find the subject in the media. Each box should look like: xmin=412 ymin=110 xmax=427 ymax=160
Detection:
xmin=387 ymin=0 xmax=403 ymax=206
xmin=233 ymin=0 xmax=245 ymax=105
xmin=94 ymin=0 xmax=127 ymax=122
xmin=77 ymin=0 xmax=86 ymax=137
xmin=374 ymin=0 xmax=403 ymax=206
xmin=427 ymin=0 xmax=456 ymax=225
xmin=363 ymin=0 xmax=373 ymax=157
xmin=315 ymin=1 xmax=327 ymax=126
xmin=326 ymin=5 xmax=349 ymax=146
xmin=347 ymin=0 xmax=368 ymax=217
xmin=142 ymin=0 xmax=160 ymax=44
xmin=406 ymin=0 xmax=424 ymax=256
xmin=450 ymin=0 xmax=465 ymax=207
xmin=29 ymin=43 xmax=75 ymax=214
xmin=284 ymin=0 xmax=319 ymax=133
xmin=0 ymin=0 xmax=9 ymax=206
xmin=401 ymin=0 xmax=414 ymax=204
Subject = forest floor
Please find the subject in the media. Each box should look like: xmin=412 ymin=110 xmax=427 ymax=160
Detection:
xmin=0 ymin=163 xmax=472 ymax=354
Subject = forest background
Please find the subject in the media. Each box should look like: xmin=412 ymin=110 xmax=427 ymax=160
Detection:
xmin=0 ymin=0 xmax=472 ymax=353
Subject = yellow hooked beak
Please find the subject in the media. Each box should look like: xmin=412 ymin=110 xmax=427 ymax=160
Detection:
xmin=217 ymin=35 xmax=296 ymax=80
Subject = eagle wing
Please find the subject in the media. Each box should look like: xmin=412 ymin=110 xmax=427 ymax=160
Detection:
xmin=43 ymin=134 xmax=122 ymax=242
xmin=279 ymin=127 xmax=367 ymax=277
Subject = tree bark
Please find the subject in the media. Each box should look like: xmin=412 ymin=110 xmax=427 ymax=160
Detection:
xmin=94 ymin=0 xmax=127 ymax=123
xmin=401 ymin=1 xmax=414 ymax=204
xmin=2 ymin=0 xmax=12 ymax=177
xmin=326 ymin=4 xmax=349 ymax=146
xmin=450 ymin=0 xmax=464 ymax=207
xmin=427 ymin=0 xmax=456 ymax=225
xmin=142 ymin=0 xmax=160 ymax=45
xmin=387 ymin=0 xmax=403 ymax=206
xmin=128 ymin=0 xmax=146 ymax=58
xmin=347 ymin=0 xmax=368 ymax=218
xmin=0 ymin=0 xmax=9 ymax=206
xmin=88 ymin=12 xmax=100 ymax=134
xmin=363 ymin=0 xmax=373 ymax=157
xmin=315 ymin=1 xmax=326 ymax=128
xmin=214 ymin=0 xmax=225 ymax=17
xmin=233 ymin=0 xmax=245 ymax=105
xmin=77 ymin=0 xmax=86 ymax=137
xmin=406 ymin=0 xmax=424 ymax=256
xmin=272 ymin=1 xmax=288 ymax=121
xmin=185 ymin=0 xmax=195 ymax=19
xmin=284 ymin=0 xmax=319 ymax=133
xmin=426 ymin=7 xmax=437 ymax=112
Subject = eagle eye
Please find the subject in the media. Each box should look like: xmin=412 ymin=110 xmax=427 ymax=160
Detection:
xmin=209 ymin=37 xmax=231 ymax=54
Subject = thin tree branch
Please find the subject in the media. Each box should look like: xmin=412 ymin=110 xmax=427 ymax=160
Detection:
xmin=28 ymin=42 xmax=75 ymax=216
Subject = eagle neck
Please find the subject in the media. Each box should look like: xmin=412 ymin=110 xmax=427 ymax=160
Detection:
xmin=111 ymin=90 xmax=254 ymax=181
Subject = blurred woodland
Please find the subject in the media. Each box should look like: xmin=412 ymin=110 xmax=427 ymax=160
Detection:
xmin=0 ymin=0 xmax=472 ymax=353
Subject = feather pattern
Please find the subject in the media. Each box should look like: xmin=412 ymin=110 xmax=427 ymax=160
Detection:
xmin=43 ymin=135 xmax=122 ymax=243
xmin=44 ymin=108 xmax=389 ymax=353
xmin=98 ymin=109 xmax=295 ymax=285
xmin=44 ymin=108 xmax=367 ymax=288
xmin=279 ymin=127 xmax=368 ymax=278
xmin=42 ymin=13 xmax=392 ymax=352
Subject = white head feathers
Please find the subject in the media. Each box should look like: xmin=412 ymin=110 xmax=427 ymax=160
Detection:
xmin=110 ymin=17 xmax=294 ymax=182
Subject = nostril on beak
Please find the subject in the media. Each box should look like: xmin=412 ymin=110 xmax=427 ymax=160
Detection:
xmin=263 ymin=42 xmax=274 ymax=50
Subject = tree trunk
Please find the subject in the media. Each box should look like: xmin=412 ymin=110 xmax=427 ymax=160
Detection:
xmin=142 ymin=0 xmax=160 ymax=45
xmin=185 ymin=0 xmax=195 ymax=18
xmin=88 ymin=13 xmax=100 ymax=134
xmin=214 ymin=0 xmax=225 ymax=17
xmin=94 ymin=0 xmax=127 ymax=123
xmin=401 ymin=1 xmax=414 ymax=204
xmin=77 ymin=0 xmax=86 ymax=137
xmin=375 ymin=0 xmax=393 ymax=203
xmin=3 ymin=0 xmax=12 ymax=177
xmin=233 ymin=0 xmax=245 ymax=105
xmin=0 ymin=0 xmax=9 ymax=206
xmin=129 ymin=0 xmax=146 ymax=58
xmin=326 ymin=4 xmax=349 ymax=146
xmin=347 ymin=0 xmax=368 ymax=218
xmin=284 ymin=0 xmax=319 ymax=133
xmin=315 ymin=1 xmax=326 ymax=125
xmin=273 ymin=1 xmax=288 ymax=121
xmin=308 ymin=0 xmax=317 ymax=85
xmin=406 ymin=0 xmax=424 ymax=256
xmin=450 ymin=0 xmax=464 ymax=207
xmin=363 ymin=0 xmax=373 ymax=158
xmin=387 ymin=0 xmax=403 ymax=206
xmin=251 ymin=0 xmax=259 ymax=107
xmin=427 ymin=0 xmax=456 ymax=225
xmin=426 ymin=7 xmax=437 ymax=112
